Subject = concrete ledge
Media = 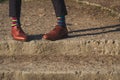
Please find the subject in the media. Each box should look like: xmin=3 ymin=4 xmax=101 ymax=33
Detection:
xmin=0 ymin=71 xmax=119 ymax=80
xmin=0 ymin=39 xmax=120 ymax=56
xmin=0 ymin=55 xmax=119 ymax=80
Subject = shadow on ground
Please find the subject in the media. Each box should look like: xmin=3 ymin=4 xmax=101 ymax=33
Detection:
xmin=26 ymin=24 xmax=120 ymax=41
xmin=27 ymin=34 xmax=43 ymax=41
xmin=68 ymin=24 xmax=120 ymax=38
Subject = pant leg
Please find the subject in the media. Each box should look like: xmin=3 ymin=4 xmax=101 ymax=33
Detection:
xmin=9 ymin=0 xmax=22 ymax=17
xmin=51 ymin=0 xmax=67 ymax=17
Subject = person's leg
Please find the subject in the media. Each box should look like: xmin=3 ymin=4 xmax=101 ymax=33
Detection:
xmin=43 ymin=0 xmax=68 ymax=41
xmin=9 ymin=0 xmax=21 ymax=18
xmin=52 ymin=0 xmax=67 ymax=27
xmin=9 ymin=0 xmax=21 ymax=26
xmin=51 ymin=0 xmax=67 ymax=17
xmin=9 ymin=0 xmax=27 ymax=41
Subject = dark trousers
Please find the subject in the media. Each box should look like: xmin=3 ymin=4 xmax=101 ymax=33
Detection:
xmin=9 ymin=0 xmax=67 ymax=17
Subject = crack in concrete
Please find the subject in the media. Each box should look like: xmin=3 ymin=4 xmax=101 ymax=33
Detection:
xmin=76 ymin=0 xmax=120 ymax=18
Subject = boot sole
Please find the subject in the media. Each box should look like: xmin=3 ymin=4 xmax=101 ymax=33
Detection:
xmin=11 ymin=35 xmax=27 ymax=42
xmin=42 ymin=34 xmax=68 ymax=41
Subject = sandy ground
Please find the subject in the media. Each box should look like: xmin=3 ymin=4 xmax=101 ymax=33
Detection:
xmin=0 ymin=0 xmax=120 ymax=41
xmin=0 ymin=1 xmax=120 ymax=80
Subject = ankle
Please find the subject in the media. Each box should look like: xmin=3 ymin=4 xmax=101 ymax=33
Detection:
xmin=11 ymin=17 xmax=21 ymax=27
xmin=57 ymin=16 xmax=66 ymax=27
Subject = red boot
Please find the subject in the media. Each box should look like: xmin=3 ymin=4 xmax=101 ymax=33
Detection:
xmin=43 ymin=25 xmax=68 ymax=41
xmin=11 ymin=26 xmax=27 ymax=41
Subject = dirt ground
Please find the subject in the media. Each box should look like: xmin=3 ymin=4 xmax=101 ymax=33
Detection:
xmin=0 ymin=0 xmax=120 ymax=41
xmin=0 ymin=1 xmax=120 ymax=79
xmin=82 ymin=0 xmax=120 ymax=13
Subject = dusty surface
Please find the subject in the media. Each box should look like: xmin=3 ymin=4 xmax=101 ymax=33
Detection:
xmin=0 ymin=55 xmax=120 ymax=73
xmin=0 ymin=39 xmax=120 ymax=56
xmin=0 ymin=0 xmax=120 ymax=80
xmin=79 ymin=0 xmax=120 ymax=13
xmin=0 ymin=0 xmax=120 ymax=41
xmin=0 ymin=0 xmax=120 ymax=55
xmin=0 ymin=55 xmax=119 ymax=80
